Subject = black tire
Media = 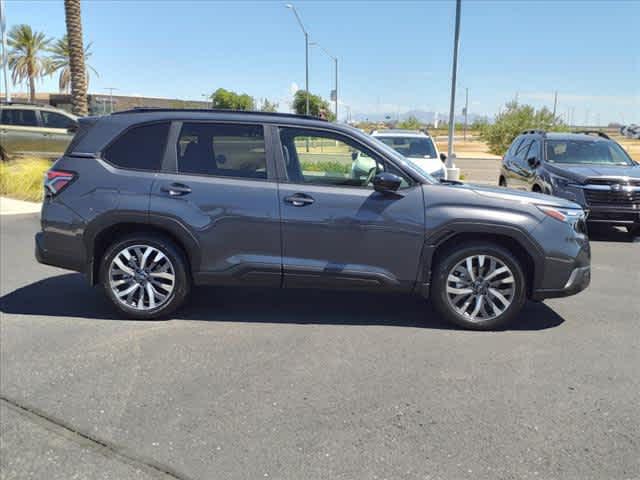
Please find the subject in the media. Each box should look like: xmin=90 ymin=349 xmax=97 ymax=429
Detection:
xmin=430 ymin=242 xmax=528 ymax=330
xmin=100 ymin=233 xmax=190 ymax=320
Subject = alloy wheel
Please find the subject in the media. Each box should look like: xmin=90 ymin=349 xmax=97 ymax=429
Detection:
xmin=445 ymin=254 xmax=516 ymax=322
xmin=108 ymin=244 xmax=175 ymax=311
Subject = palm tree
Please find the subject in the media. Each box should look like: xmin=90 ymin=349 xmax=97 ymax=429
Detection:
xmin=64 ymin=0 xmax=88 ymax=115
xmin=7 ymin=24 xmax=51 ymax=102
xmin=48 ymin=35 xmax=97 ymax=94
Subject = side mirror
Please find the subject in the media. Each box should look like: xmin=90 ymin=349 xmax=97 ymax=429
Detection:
xmin=527 ymin=156 xmax=539 ymax=168
xmin=439 ymin=152 xmax=447 ymax=162
xmin=372 ymin=172 xmax=402 ymax=193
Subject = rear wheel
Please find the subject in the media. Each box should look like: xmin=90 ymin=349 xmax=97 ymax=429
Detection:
xmin=100 ymin=233 xmax=190 ymax=319
xmin=431 ymin=242 xmax=527 ymax=330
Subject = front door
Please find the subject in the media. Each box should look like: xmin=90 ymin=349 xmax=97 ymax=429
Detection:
xmin=275 ymin=126 xmax=425 ymax=291
xmin=39 ymin=109 xmax=77 ymax=156
xmin=150 ymin=121 xmax=282 ymax=286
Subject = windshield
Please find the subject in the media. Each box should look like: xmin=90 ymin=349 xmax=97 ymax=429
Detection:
xmin=375 ymin=136 xmax=437 ymax=159
xmin=546 ymin=140 xmax=635 ymax=166
xmin=368 ymin=136 xmax=437 ymax=184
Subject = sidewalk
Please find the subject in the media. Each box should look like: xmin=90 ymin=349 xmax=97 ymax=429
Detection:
xmin=0 ymin=197 xmax=42 ymax=216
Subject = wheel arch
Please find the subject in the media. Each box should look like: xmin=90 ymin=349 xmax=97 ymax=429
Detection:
xmin=421 ymin=222 xmax=544 ymax=297
xmin=84 ymin=212 xmax=200 ymax=285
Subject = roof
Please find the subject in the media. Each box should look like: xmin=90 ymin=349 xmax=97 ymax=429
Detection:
xmin=545 ymin=132 xmax=611 ymax=142
xmin=111 ymin=107 xmax=327 ymax=123
xmin=0 ymin=101 xmax=77 ymax=117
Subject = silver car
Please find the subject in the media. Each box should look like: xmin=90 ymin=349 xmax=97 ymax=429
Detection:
xmin=0 ymin=103 xmax=78 ymax=159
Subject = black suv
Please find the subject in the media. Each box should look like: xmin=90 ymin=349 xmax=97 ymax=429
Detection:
xmin=37 ymin=109 xmax=590 ymax=330
xmin=499 ymin=130 xmax=640 ymax=235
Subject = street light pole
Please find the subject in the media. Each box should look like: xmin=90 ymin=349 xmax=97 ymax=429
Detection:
xmin=310 ymin=41 xmax=338 ymax=121
xmin=0 ymin=0 xmax=10 ymax=102
xmin=446 ymin=0 xmax=462 ymax=180
xmin=286 ymin=4 xmax=310 ymax=116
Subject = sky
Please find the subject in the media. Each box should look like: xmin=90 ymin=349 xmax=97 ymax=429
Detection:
xmin=2 ymin=0 xmax=638 ymax=124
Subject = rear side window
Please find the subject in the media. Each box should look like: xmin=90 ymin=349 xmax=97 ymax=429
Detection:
xmin=103 ymin=122 xmax=170 ymax=171
xmin=177 ymin=123 xmax=267 ymax=179
xmin=41 ymin=111 xmax=76 ymax=129
xmin=507 ymin=137 xmax=523 ymax=157
xmin=1 ymin=109 xmax=38 ymax=127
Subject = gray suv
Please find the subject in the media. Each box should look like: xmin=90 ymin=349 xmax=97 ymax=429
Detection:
xmin=36 ymin=109 xmax=591 ymax=330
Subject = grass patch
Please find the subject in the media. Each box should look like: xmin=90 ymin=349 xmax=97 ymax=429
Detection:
xmin=0 ymin=157 xmax=50 ymax=202
xmin=300 ymin=160 xmax=351 ymax=174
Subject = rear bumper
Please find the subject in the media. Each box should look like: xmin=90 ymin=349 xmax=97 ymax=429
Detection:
xmin=35 ymin=231 xmax=87 ymax=274
xmin=532 ymin=265 xmax=591 ymax=300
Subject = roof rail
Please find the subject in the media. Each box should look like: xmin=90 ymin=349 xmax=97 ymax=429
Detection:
xmin=521 ymin=129 xmax=546 ymax=136
xmin=573 ymin=130 xmax=610 ymax=139
xmin=111 ymin=107 xmax=328 ymax=121
xmin=0 ymin=100 xmax=51 ymax=107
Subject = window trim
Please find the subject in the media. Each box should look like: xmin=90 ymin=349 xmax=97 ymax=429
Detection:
xmin=99 ymin=120 xmax=171 ymax=173
xmin=273 ymin=124 xmax=415 ymax=190
xmin=166 ymin=120 xmax=276 ymax=182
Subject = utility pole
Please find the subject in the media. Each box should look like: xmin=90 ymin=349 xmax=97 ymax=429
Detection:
xmin=310 ymin=41 xmax=338 ymax=121
xmin=445 ymin=0 xmax=462 ymax=180
xmin=0 ymin=0 xmax=10 ymax=102
xmin=286 ymin=4 xmax=309 ymax=117
xmin=463 ymin=87 xmax=468 ymax=141
xmin=552 ymin=91 xmax=558 ymax=119
xmin=104 ymin=87 xmax=118 ymax=113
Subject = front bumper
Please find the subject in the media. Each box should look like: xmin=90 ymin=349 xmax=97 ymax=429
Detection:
xmin=532 ymin=265 xmax=591 ymax=300
xmin=586 ymin=207 xmax=640 ymax=226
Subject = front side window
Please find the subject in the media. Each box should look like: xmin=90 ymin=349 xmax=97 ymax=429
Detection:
xmin=0 ymin=109 xmax=38 ymax=127
xmin=177 ymin=123 xmax=266 ymax=179
xmin=375 ymin=136 xmax=437 ymax=159
xmin=103 ymin=122 xmax=170 ymax=171
xmin=514 ymin=139 xmax=533 ymax=164
xmin=279 ymin=127 xmax=410 ymax=188
xmin=546 ymin=140 xmax=635 ymax=166
xmin=41 ymin=111 xmax=77 ymax=129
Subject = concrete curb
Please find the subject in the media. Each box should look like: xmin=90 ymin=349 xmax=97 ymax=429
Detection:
xmin=0 ymin=197 xmax=42 ymax=216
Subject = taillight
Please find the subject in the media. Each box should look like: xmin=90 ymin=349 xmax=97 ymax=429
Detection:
xmin=44 ymin=169 xmax=76 ymax=196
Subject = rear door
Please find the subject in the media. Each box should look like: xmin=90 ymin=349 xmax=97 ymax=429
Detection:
xmin=150 ymin=121 xmax=281 ymax=286
xmin=275 ymin=126 xmax=425 ymax=291
xmin=39 ymin=110 xmax=78 ymax=157
xmin=509 ymin=138 xmax=533 ymax=190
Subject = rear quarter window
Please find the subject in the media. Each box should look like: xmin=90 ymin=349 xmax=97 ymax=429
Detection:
xmin=1 ymin=109 xmax=38 ymax=127
xmin=103 ymin=122 xmax=170 ymax=171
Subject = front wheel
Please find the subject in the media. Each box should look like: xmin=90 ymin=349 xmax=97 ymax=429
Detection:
xmin=100 ymin=233 xmax=190 ymax=320
xmin=430 ymin=242 xmax=528 ymax=330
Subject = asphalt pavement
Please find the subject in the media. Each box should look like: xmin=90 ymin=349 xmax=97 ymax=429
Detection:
xmin=1 ymin=213 xmax=639 ymax=480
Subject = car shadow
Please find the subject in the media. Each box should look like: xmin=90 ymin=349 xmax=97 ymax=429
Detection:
xmin=0 ymin=273 xmax=564 ymax=331
xmin=588 ymin=224 xmax=637 ymax=243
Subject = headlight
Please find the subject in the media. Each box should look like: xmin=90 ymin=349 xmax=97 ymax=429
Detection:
xmin=536 ymin=205 xmax=585 ymax=223
xmin=549 ymin=174 xmax=571 ymax=189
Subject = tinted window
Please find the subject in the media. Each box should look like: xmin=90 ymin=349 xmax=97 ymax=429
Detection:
xmin=279 ymin=127 xmax=410 ymax=188
xmin=507 ymin=137 xmax=524 ymax=157
xmin=177 ymin=123 xmax=266 ymax=179
xmin=514 ymin=139 xmax=532 ymax=163
xmin=527 ymin=140 xmax=540 ymax=160
xmin=41 ymin=111 xmax=76 ymax=129
xmin=1 ymin=109 xmax=38 ymax=127
xmin=103 ymin=122 xmax=170 ymax=171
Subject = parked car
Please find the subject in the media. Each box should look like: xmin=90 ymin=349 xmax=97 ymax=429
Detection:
xmin=499 ymin=130 xmax=640 ymax=236
xmin=36 ymin=109 xmax=590 ymax=330
xmin=352 ymin=129 xmax=446 ymax=180
xmin=0 ymin=102 xmax=78 ymax=159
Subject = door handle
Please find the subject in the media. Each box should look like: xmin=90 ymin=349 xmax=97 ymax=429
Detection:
xmin=284 ymin=193 xmax=314 ymax=207
xmin=161 ymin=183 xmax=192 ymax=196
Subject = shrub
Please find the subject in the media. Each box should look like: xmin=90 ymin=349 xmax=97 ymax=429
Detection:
xmin=300 ymin=161 xmax=350 ymax=174
xmin=0 ymin=157 xmax=50 ymax=202
xmin=479 ymin=101 xmax=568 ymax=156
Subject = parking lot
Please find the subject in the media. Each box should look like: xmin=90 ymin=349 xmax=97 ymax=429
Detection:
xmin=1 ymin=212 xmax=639 ymax=480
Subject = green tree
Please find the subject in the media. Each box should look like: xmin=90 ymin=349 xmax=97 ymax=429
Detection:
xmin=292 ymin=90 xmax=335 ymax=121
xmin=260 ymin=98 xmax=278 ymax=112
xmin=7 ymin=24 xmax=52 ymax=102
xmin=48 ymin=35 xmax=98 ymax=93
xmin=397 ymin=115 xmax=422 ymax=130
xmin=210 ymin=88 xmax=255 ymax=110
xmin=480 ymin=101 xmax=568 ymax=156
